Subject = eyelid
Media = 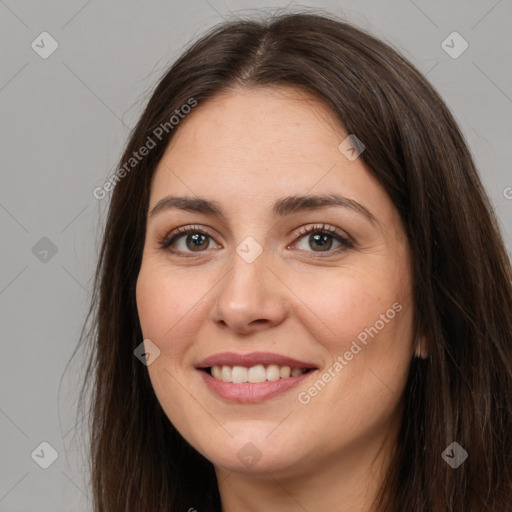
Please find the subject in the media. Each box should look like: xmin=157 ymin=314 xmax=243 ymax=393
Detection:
xmin=160 ymin=223 xmax=353 ymax=255
xmin=290 ymin=223 xmax=352 ymax=245
xmin=289 ymin=223 xmax=354 ymax=254
xmin=159 ymin=224 xmax=217 ymax=249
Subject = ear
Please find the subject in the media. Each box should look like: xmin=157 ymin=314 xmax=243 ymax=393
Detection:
xmin=415 ymin=334 xmax=429 ymax=359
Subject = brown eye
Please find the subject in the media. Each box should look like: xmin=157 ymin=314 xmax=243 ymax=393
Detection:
xmin=160 ymin=226 xmax=220 ymax=254
xmin=306 ymin=232 xmax=335 ymax=251
xmin=292 ymin=224 xmax=353 ymax=254
xmin=182 ymin=232 xmax=210 ymax=251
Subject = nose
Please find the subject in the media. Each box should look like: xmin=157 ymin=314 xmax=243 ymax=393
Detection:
xmin=210 ymin=247 xmax=289 ymax=335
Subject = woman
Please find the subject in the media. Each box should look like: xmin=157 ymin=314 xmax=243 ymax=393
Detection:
xmin=76 ymin=11 xmax=512 ymax=511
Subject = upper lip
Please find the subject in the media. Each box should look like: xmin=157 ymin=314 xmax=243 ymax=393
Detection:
xmin=196 ymin=351 xmax=317 ymax=369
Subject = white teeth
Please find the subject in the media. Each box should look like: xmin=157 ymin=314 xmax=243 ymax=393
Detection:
xmin=221 ymin=365 xmax=232 ymax=382
xmin=248 ymin=364 xmax=267 ymax=383
xmin=279 ymin=366 xmax=291 ymax=378
xmin=266 ymin=364 xmax=281 ymax=381
xmin=209 ymin=364 xmax=310 ymax=383
xmin=232 ymin=366 xmax=248 ymax=383
xmin=212 ymin=366 xmax=222 ymax=379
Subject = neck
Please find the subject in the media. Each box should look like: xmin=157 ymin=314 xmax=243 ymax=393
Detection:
xmin=215 ymin=422 xmax=398 ymax=512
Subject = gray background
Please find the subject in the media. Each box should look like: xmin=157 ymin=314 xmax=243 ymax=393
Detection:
xmin=1 ymin=0 xmax=511 ymax=510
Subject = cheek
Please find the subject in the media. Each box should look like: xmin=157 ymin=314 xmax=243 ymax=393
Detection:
xmin=136 ymin=263 xmax=185 ymax=354
xmin=299 ymin=264 xmax=408 ymax=346
xmin=301 ymin=264 xmax=414 ymax=410
xmin=136 ymin=266 xmax=165 ymax=340
xmin=135 ymin=263 xmax=205 ymax=430
xmin=135 ymin=260 xmax=218 ymax=357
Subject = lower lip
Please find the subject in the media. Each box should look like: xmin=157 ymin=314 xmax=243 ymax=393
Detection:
xmin=198 ymin=369 xmax=317 ymax=403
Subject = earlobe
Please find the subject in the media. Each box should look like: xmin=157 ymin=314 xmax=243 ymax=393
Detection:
xmin=415 ymin=334 xmax=428 ymax=359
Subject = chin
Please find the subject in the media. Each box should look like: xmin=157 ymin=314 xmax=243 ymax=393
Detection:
xmin=194 ymin=432 xmax=308 ymax=475
xmin=209 ymin=449 xmax=297 ymax=474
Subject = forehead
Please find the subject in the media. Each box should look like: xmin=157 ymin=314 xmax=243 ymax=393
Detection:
xmin=163 ymin=86 xmax=344 ymax=165
xmin=149 ymin=86 xmax=393 ymax=225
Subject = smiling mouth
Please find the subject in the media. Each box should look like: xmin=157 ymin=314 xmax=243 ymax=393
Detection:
xmin=202 ymin=364 xmax=316 ymax=383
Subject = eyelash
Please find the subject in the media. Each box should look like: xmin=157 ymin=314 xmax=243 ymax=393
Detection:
xmin=159 ymin=223 xmax=354 ymax=258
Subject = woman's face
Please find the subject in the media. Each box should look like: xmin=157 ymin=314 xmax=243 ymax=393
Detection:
xmin=136 ymin=86 xmax=415 ymax=478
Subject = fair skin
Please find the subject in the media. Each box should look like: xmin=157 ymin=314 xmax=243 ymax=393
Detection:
xmin=136 ymin=86 xmax=416 ymax=512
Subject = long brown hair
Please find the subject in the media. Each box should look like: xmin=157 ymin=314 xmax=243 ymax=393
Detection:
xmin=73 ymin=11 xmax=512 ymax=511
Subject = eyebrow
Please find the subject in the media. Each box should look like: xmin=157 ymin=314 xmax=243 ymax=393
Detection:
xmin=148 ymin=193 xmax=376 ymax=224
